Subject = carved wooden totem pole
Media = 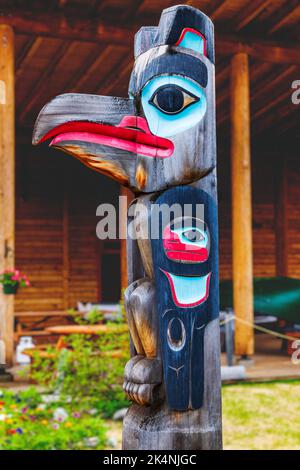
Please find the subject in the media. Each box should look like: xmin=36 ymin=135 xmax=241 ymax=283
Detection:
xmin=33 ymin=5 xmax=222 ymax=450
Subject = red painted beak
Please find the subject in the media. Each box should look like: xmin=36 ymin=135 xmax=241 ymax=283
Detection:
xmin=39 ymin=116 xmax=174 ymax=159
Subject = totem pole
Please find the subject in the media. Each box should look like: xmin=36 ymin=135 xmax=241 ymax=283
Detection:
xmin=32 ymin=5 xmax=222 ymax=450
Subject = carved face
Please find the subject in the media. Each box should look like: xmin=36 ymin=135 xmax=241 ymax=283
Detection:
xmin=151 ymin=186 xmax=219 ymax=410
xmin=32 ymin=6 xmax=215 ymax=194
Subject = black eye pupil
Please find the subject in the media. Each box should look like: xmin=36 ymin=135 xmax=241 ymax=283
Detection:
xmin=156 ymin=86 xmax=184 ymax=113
xmin=183 ymin=229 xmax=202 ymax=242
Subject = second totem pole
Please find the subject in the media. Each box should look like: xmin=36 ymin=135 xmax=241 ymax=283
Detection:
xmin=33 ymin=5 xmax=222 ymax=450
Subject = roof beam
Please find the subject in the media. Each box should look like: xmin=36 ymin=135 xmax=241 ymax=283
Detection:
xmin=218 ymin=34 xmax=300 ymax=64
xmin=229 ymin=0 xmax=272 ymax=32
xmin=0 ymin=11 xmax=135 ymax=45
xmin=267 ymin=0 xmax=300 ymax=35
xmin=1 ymin=12 xmax=300 ymax=64
xmin=19 ymin=41 xmax=73 ymax=124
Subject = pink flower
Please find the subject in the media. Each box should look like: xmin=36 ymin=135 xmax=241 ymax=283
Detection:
xmin=25 ymin=280 xmax=30 ymax=287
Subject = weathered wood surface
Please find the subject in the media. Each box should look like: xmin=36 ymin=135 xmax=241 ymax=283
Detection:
xmin=33 ymin=5 xmax=222 ymax=450
xmin=123 ymin=6 xmax=221 ymax=448
xmin=230 ymin=52 xmax=254 ymax=357
xmin=151 ymin=186 xmax=219 ymax=411
xmin=123 ymin=169 xmax=222 ymax=449
xmin=0 ymin=25 xmax=15 ymax=365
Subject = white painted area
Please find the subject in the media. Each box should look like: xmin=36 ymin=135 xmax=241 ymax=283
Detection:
xmin=221 ymin=365 xmax=246 ymax=381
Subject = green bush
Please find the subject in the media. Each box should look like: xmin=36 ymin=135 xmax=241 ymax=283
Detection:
xmin=30 ymin=324 xmax=130 ymax=418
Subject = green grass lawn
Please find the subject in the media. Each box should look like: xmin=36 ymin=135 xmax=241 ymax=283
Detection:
xmin=1 ymin=380 xmax=299 ymax=449
xmin=222 ymin=380 xmax=300 ymax=450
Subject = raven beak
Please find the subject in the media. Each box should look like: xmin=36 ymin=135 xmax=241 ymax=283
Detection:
xmin=32 ymin=93 xmax=173 ymax=188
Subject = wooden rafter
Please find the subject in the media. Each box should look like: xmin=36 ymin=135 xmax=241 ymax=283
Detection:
xmin=15 ymin=37 xmax=44 ymax=80
xmin=19 ymin=41 xmax=72 ymax=124
xmin=67 ymin=45 xmax=116 ymax=93
xmin=229 ymin=0 xmax=272 ymax=32
xmin=0 ymin=11 xmax=135 ymax=45
xmin=1 ymin=12 xmax=300 ymax=64
xmin=218 ymin=34 xmax=300 ymax=64
xmin=120 ymin=0 xmax=148 ymax=23
xmin=253 ymin=93 xmax=297 ymax=135
xmin=95 ymin=51 xmax=133 ymax=95
xmin=209 ymin=0 xmax=230 ymax=21
xmin=15 ymin=36 xmax=36 ymax=69
xmin=59 ymin=44 xmax=103 ymax=92
xmin=267 ymin=0 xmax=300 ymax=35
xmin=251 ymin=66 xmax=298 ymax=120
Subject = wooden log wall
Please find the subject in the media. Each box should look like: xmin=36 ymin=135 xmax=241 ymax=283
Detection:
xmin=12 ymin=143 xmax=300 ymax=314
xmin=14 ymin=145 xmax=120 ymax=312
xmin=219 ymin=148 xmax=300 ymax=281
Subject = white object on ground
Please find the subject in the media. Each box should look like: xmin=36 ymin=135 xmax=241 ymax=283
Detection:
xmin=16 ymin=336 xmax=35 ymax=364
xmin=84 ymin=436 xmax=99 ymax=448
xmin=221 ymin=365 xmax=246 ymax=381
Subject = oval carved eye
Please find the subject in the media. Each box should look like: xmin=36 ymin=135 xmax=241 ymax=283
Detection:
xmin=182 ymin=229 xmax=204 ymax=243
xmin=167 ymin=317 xmax=186 ymax=352
xmin=150 ymin=84 xmax=199 ymax=115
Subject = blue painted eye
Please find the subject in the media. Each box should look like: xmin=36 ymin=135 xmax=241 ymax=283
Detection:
xmin=150 ymin=85 xmax=199 ymax=115
xmin=141 ymin=75 xmax=207 ymax=138
xmin=182 ymin=229 xmax=204 ymax=243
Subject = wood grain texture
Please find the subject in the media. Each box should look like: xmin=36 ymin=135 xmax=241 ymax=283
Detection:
xmin=151 ymin=186 xmax=219 ymax=410
xmin=31 ymin=4 xmax=222 ymax=449
xmin=230 ymin=52 xmax=254 ymax=356
xmin=123 ymin=162 xmax=222 ymax=446
xmin=0 ymin=25 xmax=15 ymax=364
xmin=123 ymin=6 xmax=221 ymax=449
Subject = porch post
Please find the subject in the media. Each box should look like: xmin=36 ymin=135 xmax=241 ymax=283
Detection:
xmin=230 ymin=52 xmax=254 ymax=357
xmin=0 ymin=25 xmax=15 ymax=365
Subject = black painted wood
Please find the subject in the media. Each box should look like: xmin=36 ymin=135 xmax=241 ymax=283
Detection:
xmin=151 ymin=186 xmax=219 ymax=410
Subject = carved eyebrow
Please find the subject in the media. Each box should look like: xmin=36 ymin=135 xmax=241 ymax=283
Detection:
xmin=132 ymin=52 xmax=208 ymax=91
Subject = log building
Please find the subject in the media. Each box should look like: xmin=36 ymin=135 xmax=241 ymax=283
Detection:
xmin=0 ymin=0 xmax=299 ymax=362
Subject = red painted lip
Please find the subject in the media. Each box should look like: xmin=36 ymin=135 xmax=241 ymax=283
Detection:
xmin=39 ymin=116 xmax=174 ymax=158
xmin=163 ymin=226 xmax=209 ymax=263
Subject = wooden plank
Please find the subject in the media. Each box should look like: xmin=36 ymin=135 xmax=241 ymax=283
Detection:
xmin=0 ymin=12 xmax=135 ymax=45
xmin=218 ymin=34 xmax=300 ymax=64
xmin=62 ymin=186 xmax=69 ymax=309
xmin=229 ymin=0 xmax=272 ymax=31
xmin=230 ymin=52 xmax=254 ymax=357
xmin=210 ymin=0 xmax=231 ymax=21
xmin=95 ymin=51 xmax=133 ymax=95
xmin=60 ymin=44 xmax=102 ymax=92
xmin=15 ymin=310 xmax=71 ymax=317
xmin=0 ymin=25 xmax=15 ymax=365
xmin=268 ymin=1 xmax=300 ymax=35
xmin=19 ymin=40 xmax=72 ymax=124
xmin=1 ymin=12 xmax=300 ymax=64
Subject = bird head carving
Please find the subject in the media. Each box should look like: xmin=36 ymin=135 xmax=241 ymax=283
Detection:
xmin=32 ymin=5 xmax=215 ymax=194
